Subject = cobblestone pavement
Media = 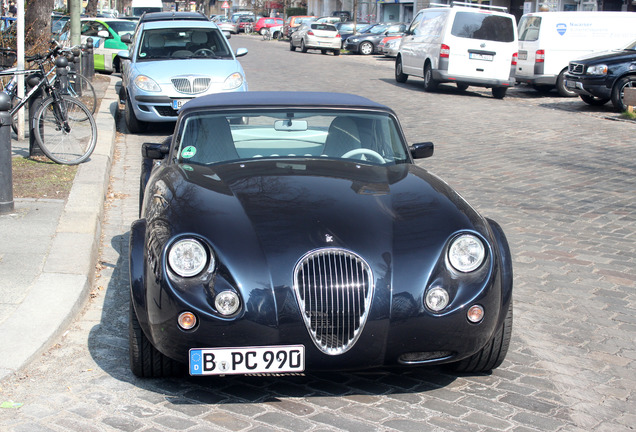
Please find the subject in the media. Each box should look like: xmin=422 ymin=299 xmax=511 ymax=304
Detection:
xmin=0 ymin=35 xmax=634 ymax=431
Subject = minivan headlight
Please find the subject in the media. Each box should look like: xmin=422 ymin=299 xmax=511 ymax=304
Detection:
xmin=586 ymin=64 xmax=608 ymax=75
xmin=448 ymin=234 xmax=485 ymax=273
xmin=223 ymin=72 xmax=244 ymax=90
xmin=134 ymin=75 xmax=161 ymax=92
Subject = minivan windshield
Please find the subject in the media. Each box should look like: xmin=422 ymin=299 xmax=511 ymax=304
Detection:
xmin=451 ymin=12 xmax=515 ymax=42
xmin=138 ymin=28 xmax=232 ymax=60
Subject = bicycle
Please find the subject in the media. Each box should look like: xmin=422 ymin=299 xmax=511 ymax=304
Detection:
xmin=1 ymin=44 xmax=97 ymax=165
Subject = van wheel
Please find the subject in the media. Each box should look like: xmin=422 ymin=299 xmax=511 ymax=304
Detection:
xmin=580 ymin=94 xmax=610 ymax=106
xmin=611 ymin=76 xmax=636 ymax=112
xmin=395 ymin=57 xmax=408 ymax=83
xmin=423 ymin=64 xmax=437 ymax=92
xmin=456 ymin=83 xmax=469 ymax=91
xmin=492 ymin=87 xmax=508 ymax=99
xmin=556 ymin=70 xmax=576 ymax=97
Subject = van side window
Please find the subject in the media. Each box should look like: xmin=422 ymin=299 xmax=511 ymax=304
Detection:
xmin=518 ymin=16 xmax=541 ymax=41
xmin=408 ymin=11 xmax=424 ymax=35
xmin=451 ymin=12 xmax=515 ymax=43
xmin=418 ymin=11 xmax=446 ymax=38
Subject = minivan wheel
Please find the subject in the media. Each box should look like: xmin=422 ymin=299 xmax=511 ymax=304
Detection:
xmin=423 ymin=64 xmax=437 ymax=92
xmin=611 ymin=76 xmax=636 ymax=112
xmin=395 ymin=57 xmax=408 ymax=83
xmin=492 ymin=87 xmax=508 ymax=99
xmin=556 ymin=70 xmax=577 ymax=97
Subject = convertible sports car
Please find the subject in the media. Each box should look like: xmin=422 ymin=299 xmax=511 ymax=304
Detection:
xmin=129 ymin=91 xmax=513 ymax=378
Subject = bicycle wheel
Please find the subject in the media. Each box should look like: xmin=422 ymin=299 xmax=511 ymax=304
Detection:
xmin=66 ymin=72 xmax=97 ymax=115
xmin=33 ymin=95 xmax=97 ymax=165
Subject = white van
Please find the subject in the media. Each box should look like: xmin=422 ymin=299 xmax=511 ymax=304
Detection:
xmin=516 ymin=11 xmax=636 ymax=96
xmin=130 ymin=0 xmax=163 ymax=17
xmin=395 ymin=2 xmax=518 ymax=99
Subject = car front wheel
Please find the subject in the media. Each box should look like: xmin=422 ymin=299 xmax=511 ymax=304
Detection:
xmin=359 ymin=41 xmax=373 ymax=55
xmin=423 ymin=63 xmax=437 ymax=92
xmin=124 ymin=96 xmax=147 ymax=133
xmin=611 ymin=76 xmax=636 ymax=112
xmin=289 ymin=39 xmax=296 ymax=51
xmin=556 ymin=69 xmax=577 ymax=97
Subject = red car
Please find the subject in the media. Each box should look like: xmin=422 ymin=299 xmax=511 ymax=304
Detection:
xmin=254 ymin=17 xmax=284 ymax=35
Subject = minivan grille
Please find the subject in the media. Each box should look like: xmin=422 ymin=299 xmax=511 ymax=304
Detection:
xmin=171 ymin=77 xmax=211 ymax=94
xmin=293 ymin=248 xmax=374 ymax=355
xmin=568 ymin=63 xmax=585 ymax=75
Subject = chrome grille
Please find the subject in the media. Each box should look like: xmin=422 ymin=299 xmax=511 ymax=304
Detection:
xmin=568 ymin=63 xmax=585 ymax=75
xmin=293 ymin=248 xmax=374 ymax=355
xmin=171 ymin=77 xmax=211 ymax=94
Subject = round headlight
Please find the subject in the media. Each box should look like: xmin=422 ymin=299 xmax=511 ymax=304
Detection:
xmin=425 ymin=287 xmax=449 ymax=312
xmin=215 ymin=291 xmax=240 ymax=316
xmin=448 ymin=234 xmax=485 ymax=273
xmin=168 ymin=238 xmax=209 ymax=277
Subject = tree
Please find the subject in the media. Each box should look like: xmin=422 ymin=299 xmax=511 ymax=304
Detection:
xmin=25 ymin=0 xmax=55 ymax=51
xmin=85 ymin=0 xmax=99 ymax=17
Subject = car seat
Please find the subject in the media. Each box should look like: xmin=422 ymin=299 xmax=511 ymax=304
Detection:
xmin=181 ymin=116 xmax=239 ymax=164
xmin=322 ymin=116 xmax=361 ymax=157
xmin=188 ymin=30 xmax=209 ymax=53
xmin=144 ymin=33 xmax=165 ymax=58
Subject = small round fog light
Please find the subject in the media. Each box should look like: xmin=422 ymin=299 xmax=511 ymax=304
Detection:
xmin=467 ymin=305 xmax=484 ymax=323
xmin=178 ymin=311 xmax=197 ymax=330
xmin=425 ymin=287 xmax=449 ymax=312
xmin=215 ymin=291 xmax=240 ymax=316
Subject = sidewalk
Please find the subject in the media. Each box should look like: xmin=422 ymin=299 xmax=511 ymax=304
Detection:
xmin=0 ymin=75 xmax=120 ymax=381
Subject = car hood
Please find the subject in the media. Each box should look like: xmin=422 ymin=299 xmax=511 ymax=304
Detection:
xmin=573 ymin=48 xmax=636 ymax=63
xmin=133 ymin=58 xmax=243 ymax=84
xmin=145 ymin=159 xmax=489 ymax=281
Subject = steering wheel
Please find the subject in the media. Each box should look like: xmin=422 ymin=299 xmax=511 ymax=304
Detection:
xmin=193 ymin=49 xmax=215 ymax=57
xmin=341 ymin=148 xmax=385 ymax=163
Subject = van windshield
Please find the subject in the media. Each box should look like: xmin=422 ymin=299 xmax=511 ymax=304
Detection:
xmin=451 ymin=12 xmax=515 ymax=42
xmin=518 ymin=16 xmax=541 ymax=41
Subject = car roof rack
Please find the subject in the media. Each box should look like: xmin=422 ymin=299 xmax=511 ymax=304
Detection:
xmin=451 ymin=1 xmax=508 ymax=12
xmin=138 ymin=11 xmax=210 ymax=24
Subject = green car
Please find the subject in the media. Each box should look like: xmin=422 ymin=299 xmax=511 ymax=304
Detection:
xmin=60 ymin=18 xmax=137 ymax=73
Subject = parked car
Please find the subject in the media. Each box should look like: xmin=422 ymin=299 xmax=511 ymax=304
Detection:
xmin=234 ymin=15 xmax=255 ymax=33
xmin=51 ymin=14 xmax=69 ymax=39
xmin=345 ymin=22 xmax=406 ymax=55
xmin=290 ymin=22 xmax=341 ymax=55
xmin=59 ymin=18 xmax=137 ymax=73
xmin=129 ymin=90 xmax=514 ymax=378
xmin=564 ymin=39 xmax=636 ymax=112
xmin=380 ymin=35 xmax=402 ymax=58
xmin=118 ymin=11 xmax=248 ymax=133
xmin=254 ymin=17 xmax=284 ymax=35
xmin=335 ymin=21 xmax=371 ymax=47
xmin=283 ymin=15 xmax=316 ymax=38
xmin=212 ymin=15 xmax=235 ymax=34
xmin=396 ymin=3 xmax=518 ymax=99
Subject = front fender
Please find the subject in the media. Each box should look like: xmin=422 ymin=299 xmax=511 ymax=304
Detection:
xmin=487 ymin=218 xmax=513 ymax=316
xmin=129 ymin=218 xmax=149 ymax=330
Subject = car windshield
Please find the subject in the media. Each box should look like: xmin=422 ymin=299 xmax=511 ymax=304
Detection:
xmin=138 ymin=28 xmax=232 ymax=60
xmin=107 ymin=20 xmax=137 ymax=36
xmin=175 ymin=110 xmax=410 ymax=166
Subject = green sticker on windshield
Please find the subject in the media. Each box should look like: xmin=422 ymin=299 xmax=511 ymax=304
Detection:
xmin=181 ymin=146 xmax=197 ymax=158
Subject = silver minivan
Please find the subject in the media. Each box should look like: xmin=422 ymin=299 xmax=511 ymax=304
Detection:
xmin=395 ymin=2 xmax=518 ymax=99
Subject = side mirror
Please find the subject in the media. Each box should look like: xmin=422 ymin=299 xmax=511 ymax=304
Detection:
xmin=410 ymin=142 xmax=434 ymax=159
xmin=142 ymin=141 xmax=170 ymax=160
xmin=117 ymin=50 xmax=130 ymax=60
xmin=121 ymin=33 xmax=132 ymax=44
xmin=223 ymin=31 xmax=231 ymax=39
xmin=235 ymin=47 xmax=248 ymax=57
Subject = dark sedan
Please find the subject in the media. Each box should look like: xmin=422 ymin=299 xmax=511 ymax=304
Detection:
xmin=129 ymin=91 xmax=513 ymax=378
xmin=564 ymin=39 xmax=636 ymax=112
xmin=345 ymin=22 xmax=406 ymax=55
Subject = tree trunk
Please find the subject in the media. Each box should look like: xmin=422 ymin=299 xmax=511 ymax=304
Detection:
xmin=25 ymin=0 xmax=55 ymax=52
xmin=85 ymin=0 xmax=98 ymax=17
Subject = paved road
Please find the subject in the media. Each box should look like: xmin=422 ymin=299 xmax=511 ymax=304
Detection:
xmin=0 ymin=35 xmax=634 ymax=431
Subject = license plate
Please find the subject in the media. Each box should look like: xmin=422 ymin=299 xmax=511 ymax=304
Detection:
xmin=469 ymin=52 xmax=493 ymax=61
xmin=565 ymin=80 xmax=575 ymax=89
xmin=518 ymin=51 xmax=527 ymax=61
xmin=189 ymin=345 xmax=305 ymax=376
xmin=172 ymin=99 xmax=190 ymax=110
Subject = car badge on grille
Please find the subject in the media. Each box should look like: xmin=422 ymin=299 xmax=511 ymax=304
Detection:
xmin=480 ymin=42 xmax=486 ymax=48
xmin=325 ymin=234 xmax=334 ymax=243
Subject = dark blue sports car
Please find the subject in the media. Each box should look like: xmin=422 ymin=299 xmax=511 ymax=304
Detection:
xmin=129 ymin=91 xmax=513 ymax=378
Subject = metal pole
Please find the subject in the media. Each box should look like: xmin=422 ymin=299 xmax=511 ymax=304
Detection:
xmin=86 ymin=37 xmax=95 ymax=81
xmin=0 ymin=92 xmax=14 ymax=214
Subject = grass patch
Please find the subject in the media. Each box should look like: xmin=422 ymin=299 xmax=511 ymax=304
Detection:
xmin=620 ymin=110 xmax=636 ymax=121
xmin=11 ymin=156 xmax=77 ymax=199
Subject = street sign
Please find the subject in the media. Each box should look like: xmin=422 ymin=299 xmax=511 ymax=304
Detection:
xmin=222 ymin=1 xmax=230 ymax=8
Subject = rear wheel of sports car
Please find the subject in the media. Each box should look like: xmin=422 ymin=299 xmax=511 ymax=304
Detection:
xmin=451 ymin=301 xmax=513 ymax=373
xmin=359 ymin=41 xmax=373 ymax=55
xmin=423 ymin=63 xmax=438 ymax=92
xmin=301 ymin=39 xmax=308 ymax=53
xmin=580 ymin=94 xmax=610 ymax=106
xmin=611 ymin=76 xmax=636 ymax=112
xmin=129 ymin=300 xmax=182 ymax=378
xmin=395 ymin=57 xmax=408 ymax=83
xmin=125 ymin=96 xmax=147 ymax=134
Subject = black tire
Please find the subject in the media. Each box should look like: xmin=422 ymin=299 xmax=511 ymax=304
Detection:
xmin=556 ymin=70 xmax=576 ymax=97
xmin=301 ymin=39 xmax=308 ymax=53
xmin=65 ymin=72 xmax=97 ymax=115
xmin=33 ymin=95 xmax=97 ymax=165
xmin=456 ymin=83 xmax=469 ymax=91
xmin=333 ymin=49 xmax=340 ymax=56
xmin=289 ymin=39 xmax=296 ymax=51
xmin=129 ymin=300 xmax=182 ymax=378
xmin=359 ymin=41 xmax=373 ymax=55
xmin=423 ymin=63 xmax=437 ymax=92
xmin=395 ymin=56 xmax=408 ymax=83
xmin=611 ymin=76 xmax=636 ymax=112
xmin=580 ymin=94 xmax=610 ymax=106
xmin=125 ymin=95 xmax=147 ymax=133
xmin=532 ymin=84 xmax=552 ymax=94
xmin=451 ymin=301 xmax=513 ymax=373
xmin=321 ymin=49 xmax=327 ymax=55
xmin=492 ymin=87 xmax=508 ymax=99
